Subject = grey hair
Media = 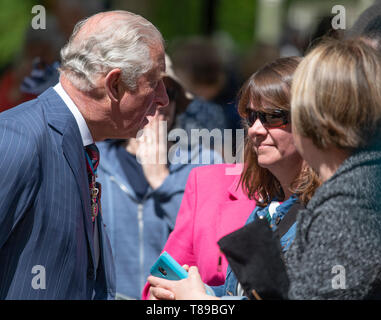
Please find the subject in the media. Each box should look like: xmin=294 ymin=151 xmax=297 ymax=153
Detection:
xmin=59 ymin=11 xmax=164 ymax=92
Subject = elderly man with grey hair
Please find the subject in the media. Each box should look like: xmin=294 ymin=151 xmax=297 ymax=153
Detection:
xmin=0 ymin=11 xmax=168 ymax=299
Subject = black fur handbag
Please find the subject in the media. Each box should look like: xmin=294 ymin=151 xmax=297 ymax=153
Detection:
xmin=217 ymin=201 xmax=303 ymax=300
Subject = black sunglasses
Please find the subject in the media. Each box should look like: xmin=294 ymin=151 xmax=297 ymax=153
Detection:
xmin=246 ymin=109 xmax=290 ymax=128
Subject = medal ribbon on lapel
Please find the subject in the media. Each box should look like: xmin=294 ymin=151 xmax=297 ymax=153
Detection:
xmin=84 ymin=144 xmax=101 ymax=223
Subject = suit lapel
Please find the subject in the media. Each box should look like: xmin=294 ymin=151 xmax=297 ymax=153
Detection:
xmin=41 ymin=88 xmax=96 ymax=268
xmin=62 ymin=124 xmax=96 ymax=265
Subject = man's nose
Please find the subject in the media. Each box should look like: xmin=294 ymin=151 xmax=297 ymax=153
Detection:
xmin=156 ymin=79 xmax=169 ymax=109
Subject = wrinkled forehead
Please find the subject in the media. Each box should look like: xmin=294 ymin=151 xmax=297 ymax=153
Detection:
xmin=147 ymin=44 xmax=166 ymax=78
xmin=157 ymin=49 xmax=166 ymax=74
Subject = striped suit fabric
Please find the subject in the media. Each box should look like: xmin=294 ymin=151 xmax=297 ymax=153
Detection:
xmin=0 ymin=88 xmax=115 ymax=299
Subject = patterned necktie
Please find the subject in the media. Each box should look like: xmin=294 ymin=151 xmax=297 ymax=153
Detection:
xmin=84 ymin=144 xmax=101 ymax=223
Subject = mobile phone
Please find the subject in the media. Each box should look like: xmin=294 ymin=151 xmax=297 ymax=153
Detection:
xmin=150 ymin=251 xmax=216 ymax=296
xmin=150 ymin=251 xmax=188 ymax=280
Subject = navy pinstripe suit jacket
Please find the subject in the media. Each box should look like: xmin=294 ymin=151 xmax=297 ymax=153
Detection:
xmin=0 ymin=88 xmax=115 ymax=299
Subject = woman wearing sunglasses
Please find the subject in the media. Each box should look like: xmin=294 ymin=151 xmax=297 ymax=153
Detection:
xmin=147 ymin=56 xmax=320 ymax=300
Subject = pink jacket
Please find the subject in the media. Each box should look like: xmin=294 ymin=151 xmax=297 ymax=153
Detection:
xmin=142 ymin=163 xmax=256 ymax=299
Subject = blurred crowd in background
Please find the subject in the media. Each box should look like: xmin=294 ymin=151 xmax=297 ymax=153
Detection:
xmin=0 ymin=0 xmax=372 ymax=122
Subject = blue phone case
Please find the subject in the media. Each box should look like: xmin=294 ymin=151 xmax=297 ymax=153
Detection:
xmin=150 ymin=251 xmax=188 ymax=280
xmin=150 ymin=251 xmax=216 ymax=296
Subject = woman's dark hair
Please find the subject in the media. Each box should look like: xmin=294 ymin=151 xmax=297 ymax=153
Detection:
xmin=237 ymin=56 xmax=320 ymax=206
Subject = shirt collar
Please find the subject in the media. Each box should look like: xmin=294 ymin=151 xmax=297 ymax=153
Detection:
xmin=53 ymin=82 xmax=94 ymax=147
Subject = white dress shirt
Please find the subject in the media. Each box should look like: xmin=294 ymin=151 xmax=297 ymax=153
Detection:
xmin=53 ymin=83 xmax=94 ymax=146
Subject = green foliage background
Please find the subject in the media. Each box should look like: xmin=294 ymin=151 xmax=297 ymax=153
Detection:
xmin=151 ymin=0 xmax=257 ymax=52
xmin=0 ymin=0 xmax=362 ymax=70
xmin=0 ymin=0 xmax=259 ymax=69
xmin=0 ymin=0 xmax=37 ymax=70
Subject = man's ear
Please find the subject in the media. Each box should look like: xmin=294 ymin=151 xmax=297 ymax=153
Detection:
xmin=105 ymin=69 xmax=123 ymax=103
